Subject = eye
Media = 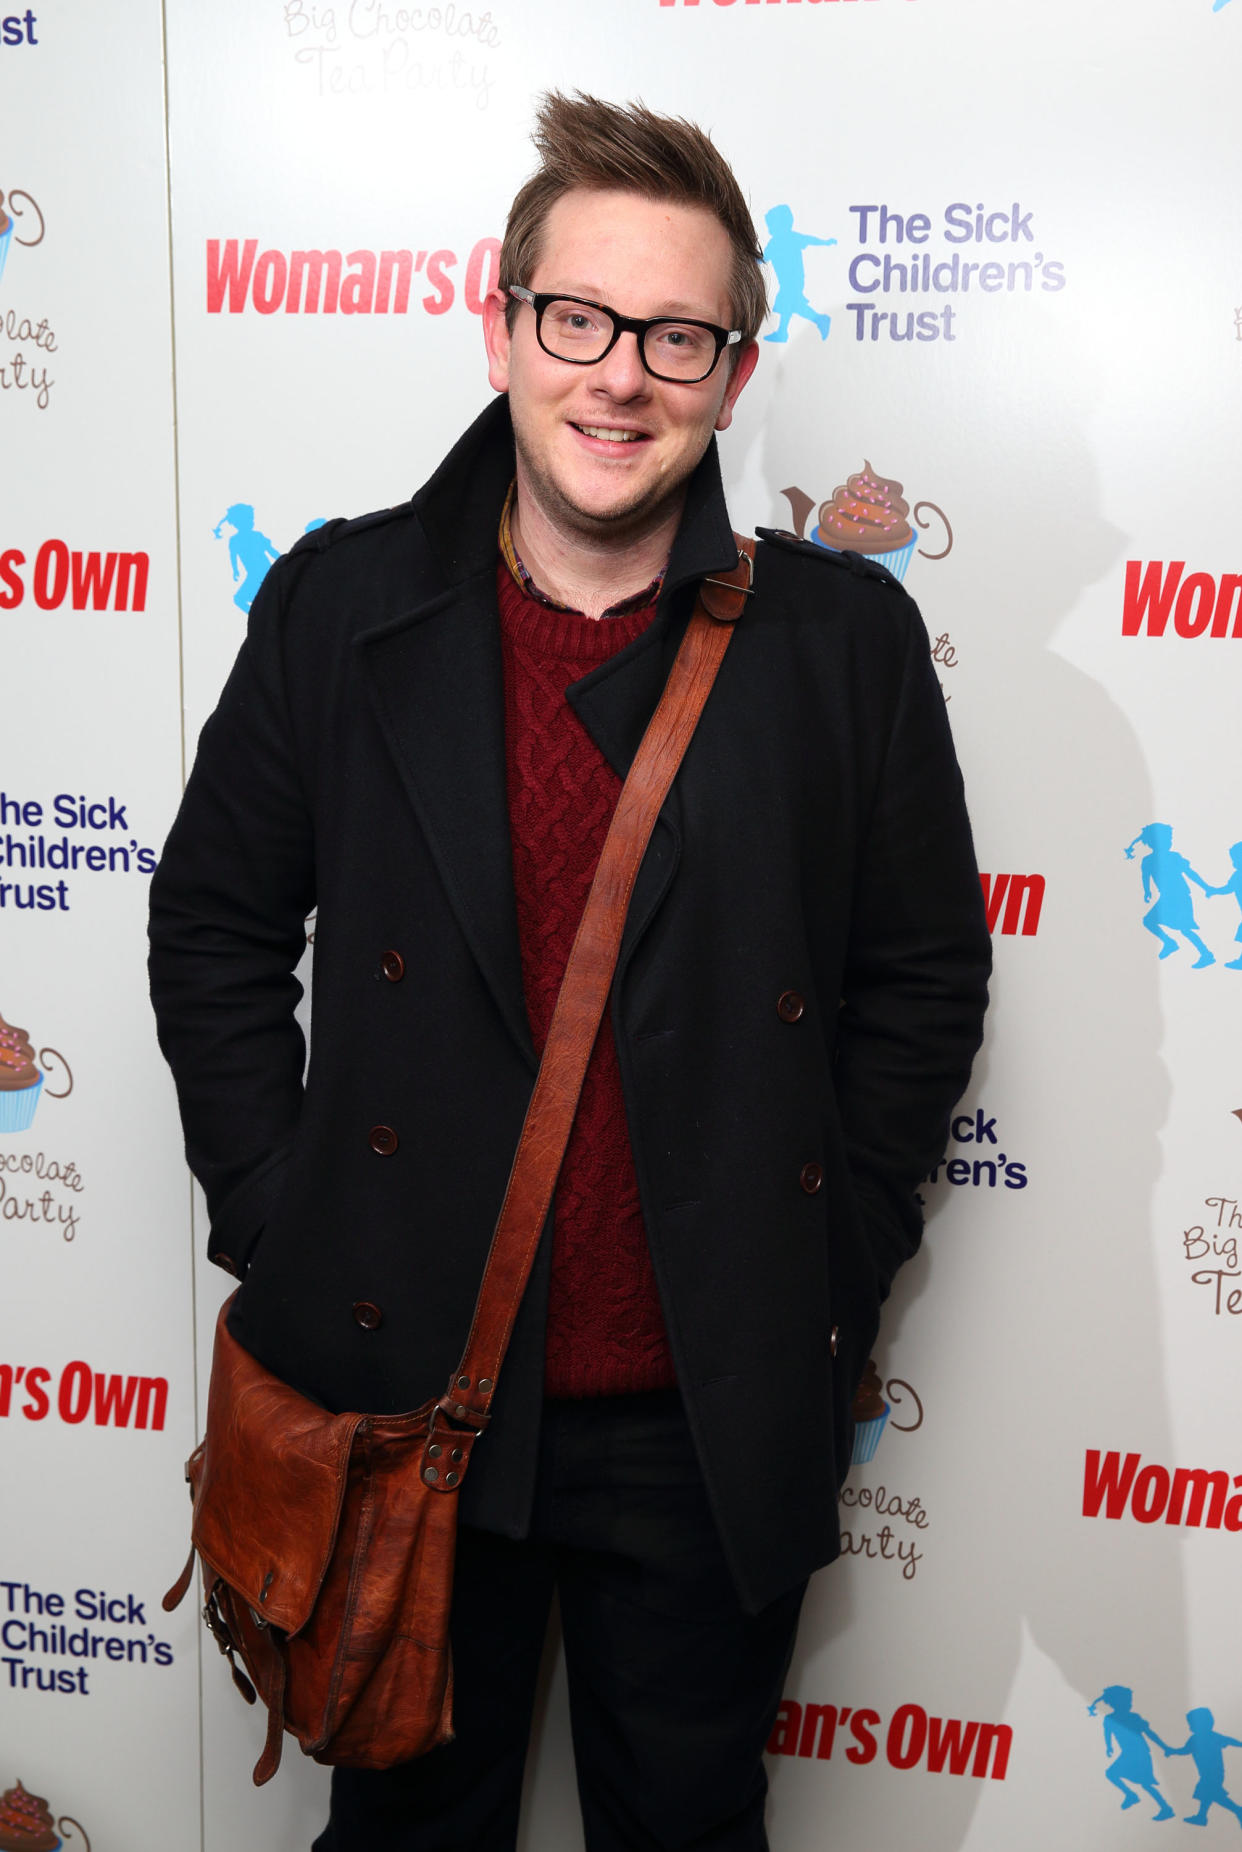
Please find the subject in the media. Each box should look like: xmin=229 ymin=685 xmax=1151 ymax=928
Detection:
xmin=651 ymin=323 xmax=712 ymax=355
xmin=545 ymin=300 xmax=607 ymax=337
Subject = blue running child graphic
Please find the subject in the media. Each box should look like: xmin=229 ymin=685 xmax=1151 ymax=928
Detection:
xmin=1124 ymin=824 xmax=1216 ymax=967
xmin=213 ymin=504 xmax=280 ymax=614
xmin=1089 ymin=1687 xmax=1175 ymax=1820
xmin=1205 ymin=843 xmax=1242 ymax=970
xmin=762 ymin=205 xmax=835 ymax=343
xmin=1167 ymin=1708 xmax=1242 ymax=1826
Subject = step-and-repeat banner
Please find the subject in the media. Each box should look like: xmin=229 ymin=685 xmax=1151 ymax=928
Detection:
xmin=4 ymin=2 xmax=1241 ymax=1848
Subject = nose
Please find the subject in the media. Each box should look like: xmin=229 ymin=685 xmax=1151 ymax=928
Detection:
xmin=591 ymin=328 xmax=649 ymax=398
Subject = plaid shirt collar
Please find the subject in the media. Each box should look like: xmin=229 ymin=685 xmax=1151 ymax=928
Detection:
xmin=498 ymin=480 xmax=665 ymax=617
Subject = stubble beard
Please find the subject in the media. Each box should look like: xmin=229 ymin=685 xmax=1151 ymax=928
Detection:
xmin=511 ymin=419 xmax=705 ymax=552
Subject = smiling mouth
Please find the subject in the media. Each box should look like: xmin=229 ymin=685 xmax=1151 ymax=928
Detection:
xmin=572 ymin=423 xmax=648 ymax=445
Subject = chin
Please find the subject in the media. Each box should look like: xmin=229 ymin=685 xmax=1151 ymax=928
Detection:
xmin=568 ymin=486 xmax=662 ymax=528
xmin=548 ymin=465 xmax=682 ymax=535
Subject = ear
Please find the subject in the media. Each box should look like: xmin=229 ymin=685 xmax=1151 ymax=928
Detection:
xmin=714 ymin=339 xmax=759 ymax=433
xmin=482 ymin=288 xmax=512 ymax=394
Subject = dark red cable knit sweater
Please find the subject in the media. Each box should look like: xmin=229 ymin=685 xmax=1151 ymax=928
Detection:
xmin=496 ymin=561 xmax=678 ymax=1398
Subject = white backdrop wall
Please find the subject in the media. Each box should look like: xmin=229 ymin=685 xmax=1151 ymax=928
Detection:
xmin=3 ymin=3 xmax=1241 ymax=1848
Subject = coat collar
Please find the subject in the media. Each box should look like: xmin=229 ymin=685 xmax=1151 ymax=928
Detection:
xmin=408 ymin=393 xmax=740 ymax=609
xmin=357 ymin=395 xmax=740 ymax=1070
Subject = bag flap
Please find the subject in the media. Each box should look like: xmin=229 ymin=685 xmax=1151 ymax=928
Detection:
xmin=191 ymin=1297 xmax=362 ymax=1637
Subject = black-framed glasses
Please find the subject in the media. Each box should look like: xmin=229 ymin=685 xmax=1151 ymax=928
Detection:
xmin=508 ymin=286 xmax=742 ymax=384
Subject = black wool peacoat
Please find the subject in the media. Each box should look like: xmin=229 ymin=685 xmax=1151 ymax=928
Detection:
xmin=148 ymin=395 xmax=990 ymax=1612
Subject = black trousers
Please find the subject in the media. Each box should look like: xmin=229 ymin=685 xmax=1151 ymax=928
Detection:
xmin=312 ymin=1388 xmax=806 ymax=1852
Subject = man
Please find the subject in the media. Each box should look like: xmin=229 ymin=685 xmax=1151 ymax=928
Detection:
xmin=149 ymin=93 xmax=989 ymax=1852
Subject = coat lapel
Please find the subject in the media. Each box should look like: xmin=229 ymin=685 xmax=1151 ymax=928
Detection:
xmin=355 ymin=396 xmax=742 ymax=1053
xmin=358 ymin=567 xmax=536 ymax=1068
xmin=566 ymin=438 xmax=741 ymax=974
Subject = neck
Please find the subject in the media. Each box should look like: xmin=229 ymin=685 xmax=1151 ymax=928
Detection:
xmin=510 ymin=480 xmax=680 ymax=620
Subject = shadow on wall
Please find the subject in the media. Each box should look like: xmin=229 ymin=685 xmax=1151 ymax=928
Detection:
xmin=737 ymin=300 xmax=1180 ymax=1849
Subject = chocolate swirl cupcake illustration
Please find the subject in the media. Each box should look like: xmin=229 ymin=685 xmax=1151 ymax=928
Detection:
xmin=0 ymin=1012 xmax=73 ymax=1133
xmin=0 ymin=1777 xmax=90 ymax=1852
xmin=813 ymin=462 xmax=920 ymax=581
xmin=0 ymin=1779 xmax=60 ymax=1852
xmin=0 ymin=1015 xmax=43 ymax=1133
xmin=850 ymin=1358 xmax=891 ymax=1464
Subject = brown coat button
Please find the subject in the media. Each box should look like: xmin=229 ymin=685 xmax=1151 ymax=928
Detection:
xmin=799 ymin=1162 xmax=823 ymax=1194
xmin=352 ymin=1301 xmax=383 ymax=1330
xmin=777 ymin=990 xmax=805 ymax=1023
xmin=380 ymin=950 xmax=405 ymax=983
xmin=369 ymin=1124 xmax=398 ymax=1155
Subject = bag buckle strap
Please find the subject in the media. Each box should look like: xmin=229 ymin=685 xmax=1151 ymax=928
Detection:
xmin=162 ymin=1543 xmax=196 ymax=1613
xmin=699 ymin=542 xmax=754 ymax=624
xmin=435 ymin=1384 xmax=492 ymax=1433
xmin=253 ymin=1638 xmax=288 ymax=1786
xmin=421 ymin=1399 xmax=486 ymax=1492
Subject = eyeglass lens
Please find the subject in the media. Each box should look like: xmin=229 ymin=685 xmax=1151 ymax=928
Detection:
xmin=538 ymin=299 xmax=719 ymax=381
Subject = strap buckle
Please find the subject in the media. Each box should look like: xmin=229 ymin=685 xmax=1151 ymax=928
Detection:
xmin=700 ymin=545 xmax=754 ymax=624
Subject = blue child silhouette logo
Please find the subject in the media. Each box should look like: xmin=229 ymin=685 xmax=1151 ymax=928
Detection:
xmin=1090 ymin=1687 xmax=1176 ymax=1820
xmin=1210 ymin=843 xmax=1242 ymax=968
xmin=1126 ymin=824 xmax=1216 ymax=967
xmin=213 ymin=505 xmax=325 ymax=613
xmin=1089 ymin=1688 xmax=1242 ymax=1826
xmin=1125 ymin=826 xmax=1242 ymax=969
xmin=1170 ymin=1710 xmax=1242 ymax=1827
xmin=762 ymin=205 xmax=836 ymax=343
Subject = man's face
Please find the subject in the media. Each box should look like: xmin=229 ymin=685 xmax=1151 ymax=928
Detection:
xmin=483 ymin=188 xmax=758 ymax=540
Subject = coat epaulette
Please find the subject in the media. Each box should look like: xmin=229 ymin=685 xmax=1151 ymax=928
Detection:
xmin=287 ymin=504 xmax=410 ymax=557
xmin=755 ymin=526 xmax=905 ymax=590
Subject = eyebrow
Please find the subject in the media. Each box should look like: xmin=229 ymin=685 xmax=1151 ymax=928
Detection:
xmin=546 ymin=284 xmax=726 ymax=321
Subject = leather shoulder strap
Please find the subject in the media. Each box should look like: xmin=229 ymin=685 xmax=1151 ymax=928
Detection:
xmin=433 ymin=538 xmax=754 ymax=1445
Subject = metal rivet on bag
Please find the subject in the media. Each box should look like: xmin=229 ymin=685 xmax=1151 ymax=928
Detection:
xmin=478 ymin=1378 xmax=492 ymax=1391
xmin=454 ymin=1405 xmax=467 ymax=1419
xmin=428 ymin=1443 xmax=442 ymax=1458
xmin=456 ymin=1375 xmax=471 ymax=1389
xmin=450 ymin=1448 xmax=462 ymax=1463
xmin=445 ymin=1472 xmax=459 ymax=1487
xmin=423 ymin=1466 xmax=439 ymax=1483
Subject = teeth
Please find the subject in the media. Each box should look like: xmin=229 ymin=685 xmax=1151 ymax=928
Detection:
xmin=578 ymin=425 xmax=641 ymax=443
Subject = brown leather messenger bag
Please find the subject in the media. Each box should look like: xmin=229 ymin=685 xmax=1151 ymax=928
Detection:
xmin=163 ymin=540 xmax=755 ymax=1785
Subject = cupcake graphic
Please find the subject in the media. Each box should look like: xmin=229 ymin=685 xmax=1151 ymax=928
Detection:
xmin=0 ymin=186 xmax=46 ymax=291
xmin=0 ymin=1012 xmax=73 ymax=1132
xmin=812 ymin=461 xmax=921 ymax=582
xmin=0 ymin=1777 xmax=90 ymax=1852
xmin=0 ymin=1014 xmax=43 ymax=1132
xmin=850 ymin=1358 xmax=891 ymax=1464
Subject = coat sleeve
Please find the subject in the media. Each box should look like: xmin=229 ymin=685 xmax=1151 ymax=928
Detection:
xmin=834 ymin=596 xmax=991 ymax=1301
xmin=148 ymin=554 xmax=315 ymax=1276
